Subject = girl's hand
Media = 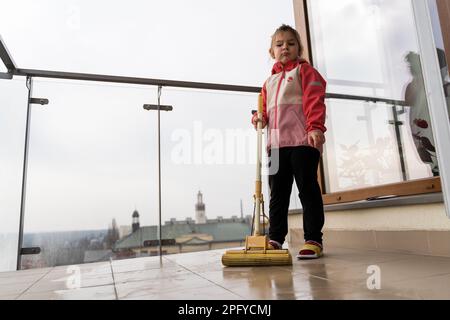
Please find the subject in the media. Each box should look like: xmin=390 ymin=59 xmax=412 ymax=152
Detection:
xmin=252 ymin=115 xmax=267 ymax=130
xmin=308 ymin=130 xmax=325 ymax=149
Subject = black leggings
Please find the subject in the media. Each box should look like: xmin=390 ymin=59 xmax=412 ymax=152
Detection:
xmin=268 ymin=146 xmax=324 ymax=245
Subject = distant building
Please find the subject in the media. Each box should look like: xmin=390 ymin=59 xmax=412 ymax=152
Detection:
xmin=119 ymin=225 xmax=132 ymax=239
xmin=132 ymin=209 xmax=140 ymax=233
xmin=113 ymin=216 xmax=252 ymax=256
xmin=195 ymin=191 xmax=207 ymax=224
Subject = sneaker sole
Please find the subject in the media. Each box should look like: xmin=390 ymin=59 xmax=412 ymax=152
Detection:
xmin=296 ymin=252 xmax=323 ymax=260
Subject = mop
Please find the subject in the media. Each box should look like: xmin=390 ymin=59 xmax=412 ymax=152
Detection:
xmin=222 ymin=94 xmax=292 ymax=267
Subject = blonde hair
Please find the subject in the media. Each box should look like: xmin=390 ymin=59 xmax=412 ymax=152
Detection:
xmin=270 ymin=24 xmax=303 ymax=59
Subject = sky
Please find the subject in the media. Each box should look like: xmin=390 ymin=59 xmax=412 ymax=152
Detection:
xmin=0 ymin=0 xmax=297 ymax=233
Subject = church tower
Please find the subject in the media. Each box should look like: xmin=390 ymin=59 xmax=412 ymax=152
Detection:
xmin=195 ymin=191 xmax=206 ymax=224
xmin=132 ymin=209 xmax=140 ymax=233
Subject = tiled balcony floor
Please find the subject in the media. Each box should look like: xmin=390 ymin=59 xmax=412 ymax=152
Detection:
xmin=2 ymin=246 xmax=450 ymax=300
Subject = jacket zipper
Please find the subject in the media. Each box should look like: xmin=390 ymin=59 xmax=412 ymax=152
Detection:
xmin=273 ymin=70 xmax=285 ymax=130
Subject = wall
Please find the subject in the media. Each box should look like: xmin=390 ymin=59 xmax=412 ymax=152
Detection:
xmin=289 ymin=202 xmax=450 ymax=232
xmin=288 ymin=202 xmax=450 ymax=257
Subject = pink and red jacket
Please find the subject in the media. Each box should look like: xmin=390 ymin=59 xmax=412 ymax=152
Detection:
xmin=253 ymin=59 xmax=327 ymax=152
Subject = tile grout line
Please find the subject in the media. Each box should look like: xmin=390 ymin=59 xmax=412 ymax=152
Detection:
xmin=14 ymin=268 xmax=55 ymax=300
xmin=329 ymin=245 xmax=450 ymax=259
xmin=388 ymin=270 xmax=450 ymax=285
xmin=426 ymin=231 xmax=432 ymax=256
xmin=162 ymin=256 xmax=246 ymax=300
xmin=109 ymin=258 xmax=119 ymax=300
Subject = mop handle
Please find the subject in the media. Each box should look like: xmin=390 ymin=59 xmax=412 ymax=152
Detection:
xmin=255 ymin=94 xmax=263 ymax=196
xmin=254 ymin=94 xmax=263 ymax=235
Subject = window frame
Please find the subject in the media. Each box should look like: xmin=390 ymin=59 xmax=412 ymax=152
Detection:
xmin=0 ymin=35 xmax=16 ymax=72
xmin=0 ymin=35 xmax=15 ymax=79
xmin=436 ymin=0 xmax=450 ymax=68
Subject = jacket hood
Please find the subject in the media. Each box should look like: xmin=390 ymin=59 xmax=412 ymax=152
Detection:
xmin=271 ymin=58 xmax=308 ymax=75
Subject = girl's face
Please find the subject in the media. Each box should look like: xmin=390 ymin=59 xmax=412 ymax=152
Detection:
xmin=270 ymin=31 xmax=300 ymax=65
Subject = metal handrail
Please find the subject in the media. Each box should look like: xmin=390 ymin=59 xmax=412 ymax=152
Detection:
xmin=14 ymin=68 xmax=261 ymax=93
xmin=326 ymin=93 xmax=405 ymax=106
xmin=0 ymin=35 xmax=16 ymax=72
xmin=12 ymin=69 xmax=408 ymax=106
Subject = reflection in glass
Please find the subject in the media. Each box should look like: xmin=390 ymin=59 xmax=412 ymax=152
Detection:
xmin=404 ymin=52 xmax=439 ymax=176
xmin=0 ymin=63 xmax=7 ymax=72
xmin=323 ymin=99 xmax=432 ymax=193
xmin=0 ymin=78 xmax=28 ymax=271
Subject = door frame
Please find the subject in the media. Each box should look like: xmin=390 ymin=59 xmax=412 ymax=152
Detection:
xmin=409 ymin=0 xmax=450 ymax=217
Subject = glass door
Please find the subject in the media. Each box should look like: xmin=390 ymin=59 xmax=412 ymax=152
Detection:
xmin=411 ymin=0 xmax=450 ymax=218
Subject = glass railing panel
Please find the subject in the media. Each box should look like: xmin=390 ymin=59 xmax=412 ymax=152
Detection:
xmin=159 ymin=88 xmax=269 ymax=252
xmin=0 ymin=78 xmax=28 ymax=272
xmin=20 ymin=78 xmax=158 ymax=269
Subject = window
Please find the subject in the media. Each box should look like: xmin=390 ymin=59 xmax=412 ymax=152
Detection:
xmin=300 ymin=0 xmax=443 ymax=203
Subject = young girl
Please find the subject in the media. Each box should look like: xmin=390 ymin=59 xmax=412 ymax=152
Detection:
xmin=252 ymin=24 xmax=326 ymax=259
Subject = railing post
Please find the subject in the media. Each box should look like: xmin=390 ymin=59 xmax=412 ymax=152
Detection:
xmin=17 ymin=77 xmax=48 ymax=270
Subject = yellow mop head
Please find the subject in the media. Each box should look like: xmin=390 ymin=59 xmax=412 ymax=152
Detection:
xmin=222 ymin=235 xmax=292 ymax=267
xmin=222 ymin=249 xmax=292 ymax=267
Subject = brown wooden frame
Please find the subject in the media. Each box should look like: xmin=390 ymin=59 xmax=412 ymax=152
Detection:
xmin=436 ymin=0 xmax=450 ymax=71
xmin=293 ymin=0 xmax=444 ymax=205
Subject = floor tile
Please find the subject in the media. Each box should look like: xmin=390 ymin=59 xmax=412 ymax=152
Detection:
xmin=115 ymin=274 xmax=212 ymax=299
xmin=17 ymin=285 xmax=117 ymax=300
